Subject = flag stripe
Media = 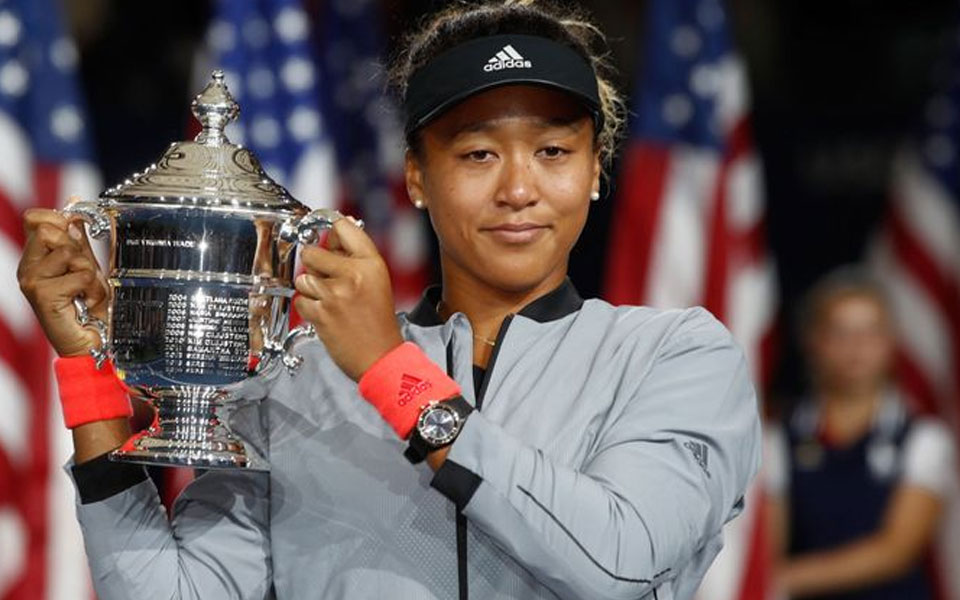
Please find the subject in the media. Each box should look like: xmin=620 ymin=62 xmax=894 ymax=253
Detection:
xmin=604 ymin=145 xmax=671 ymax=305
xmin=888 ymin=206 xmax=960 ymax=345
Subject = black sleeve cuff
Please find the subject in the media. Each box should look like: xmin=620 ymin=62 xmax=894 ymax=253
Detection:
xmin=430 ymin=460 xmax=481 ymax=511
xmin=71 ymin=452 xmax=148 ymax=504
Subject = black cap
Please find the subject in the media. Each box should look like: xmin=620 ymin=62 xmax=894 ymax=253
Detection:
xmin=403 ymin=34 xmax=602 ymax=135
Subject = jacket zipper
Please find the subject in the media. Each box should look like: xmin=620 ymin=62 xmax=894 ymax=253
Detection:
xmin=452 ymin=314 xmax=514 ymax=600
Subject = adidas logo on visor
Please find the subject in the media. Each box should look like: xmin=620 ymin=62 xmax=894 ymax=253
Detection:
xmin=484 ymin=44 xmax=532 ymax=72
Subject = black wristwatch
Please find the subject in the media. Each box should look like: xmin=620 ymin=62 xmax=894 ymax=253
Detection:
xmin=404 ymin=395 xmax=473 ymax=464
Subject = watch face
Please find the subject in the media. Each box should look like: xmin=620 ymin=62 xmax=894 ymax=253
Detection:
xmin=418 ymin=405 xmax=460 ymax=446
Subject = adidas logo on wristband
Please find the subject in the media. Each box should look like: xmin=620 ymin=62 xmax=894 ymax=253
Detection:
xmin=398 ymin=373 xmax=432 ymax=406
xmin=484 ymin=44 xmax=532 ymax=72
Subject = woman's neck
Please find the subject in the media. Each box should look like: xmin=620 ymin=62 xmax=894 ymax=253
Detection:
xmin=437 ymin=266 xmax=566 ymax=368
xmin=819 ymin=385 xmax=884 ymax=445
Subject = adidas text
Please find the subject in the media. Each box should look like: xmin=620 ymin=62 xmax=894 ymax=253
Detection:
xmin=484 ymin=44 xmax=532 ymax=72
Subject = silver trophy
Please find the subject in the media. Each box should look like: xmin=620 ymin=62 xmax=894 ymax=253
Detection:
xmin=63 ymin=71 xmax=350 ymax=470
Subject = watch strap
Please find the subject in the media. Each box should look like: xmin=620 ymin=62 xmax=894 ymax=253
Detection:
xmin=405 ymin=395 xmax=473 ymax=464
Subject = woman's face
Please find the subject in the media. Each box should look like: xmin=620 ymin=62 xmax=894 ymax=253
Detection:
xmin=808 ymin=293 xmax=895 ymax=394
xmin=406 ymin=85 xmax=600 ymax=295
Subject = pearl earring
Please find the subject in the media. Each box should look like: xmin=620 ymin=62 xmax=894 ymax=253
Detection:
xmin=590 ymin=191 xmax=600 ymax=202
xmin=413 ymin=198 xmax=425 ymax=209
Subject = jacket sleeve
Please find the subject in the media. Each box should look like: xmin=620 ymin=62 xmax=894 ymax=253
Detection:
xmin=72 ymin=467 xmax=272 ymax=600
xmin=429 ymin=308 xmax=762 ymax=600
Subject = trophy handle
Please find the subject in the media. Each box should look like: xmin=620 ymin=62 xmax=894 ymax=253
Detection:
xmin=61 ymin=197 xmax=111 ymax=240
xmin=278 ymin=208 xmax=364 ymax=245
xmin=72 ymin=297 xmax=112 ymax=369
xmin=255 ymin=324 xmax=316 ymax=375
xmin=264 ymin=209 xmax=362 ymax=375
xmin=61 ymin=198 xmax=112 ymax=368
xmin=279 ymin=323 xmax=316 ymax=374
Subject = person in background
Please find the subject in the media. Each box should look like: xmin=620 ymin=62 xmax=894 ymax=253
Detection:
xmin=766 ymin=267 xmax=957 ymax=599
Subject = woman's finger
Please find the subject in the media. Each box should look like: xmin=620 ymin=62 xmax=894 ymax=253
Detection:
xmin=293 ymin=295 xmax=321 ymax=325
xmin=300 ymin=245 xmax=349 ymax=278
xmin=66 ymin=218 xmax=103 ymax=267
xmin=294 ymin=272 xmax=328 ymax=301
xmin=67 ymin=255 xmax=108 ymax=306
xmin=35 ymin=269 xmax=99 ymax=303
xmin=22 ymin=207 xmax=70 ymax=234
xmin=21 ymin=222 xmax=80 ymax=267
xmin=26 ymin=246 xmax=75 ymax=279
xmin=328 ymin=217 xmax=378 ymax=258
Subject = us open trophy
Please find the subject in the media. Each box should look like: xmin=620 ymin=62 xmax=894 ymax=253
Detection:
xmin=63 ymin=71 xmax=347 ymax=471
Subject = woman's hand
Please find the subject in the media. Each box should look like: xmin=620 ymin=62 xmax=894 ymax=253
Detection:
xmin=17 ymin=208 xmax=110 ymax=358
xmin=294 ymin=218 xmax=404 ymax=381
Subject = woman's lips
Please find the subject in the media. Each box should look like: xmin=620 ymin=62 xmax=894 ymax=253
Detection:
xmin=481 ymin=223 xmax=549 ymax=244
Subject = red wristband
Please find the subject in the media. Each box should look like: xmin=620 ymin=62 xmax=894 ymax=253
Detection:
xmin=54 ymin=356 xmax=133 ymax=429
xmin=358 ymin=342 xmax=462 ymax=440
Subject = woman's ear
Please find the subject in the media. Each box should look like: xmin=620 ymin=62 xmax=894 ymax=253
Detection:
xmin=405 ymin=149 xmax=427 ymax=210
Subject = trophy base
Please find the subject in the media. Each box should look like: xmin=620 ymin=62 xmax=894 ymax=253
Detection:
xmin=110 ymin=386 xmax=268 ymax=471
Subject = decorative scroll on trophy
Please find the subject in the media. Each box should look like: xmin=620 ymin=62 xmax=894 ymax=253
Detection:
xmin=64 ymin=71 xmax=351 ymax=471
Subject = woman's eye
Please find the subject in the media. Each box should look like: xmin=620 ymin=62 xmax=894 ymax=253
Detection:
xmin=463 ymin=150 xmax=494 ymax=162
xmin=538 ymin=146 xmax=569 ymax=159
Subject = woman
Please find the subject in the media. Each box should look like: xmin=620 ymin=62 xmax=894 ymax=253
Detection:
xmin=17 ymin=1 xmax=761 ymax=598
xmin=767 ymin=269 xmax=957 ymax=599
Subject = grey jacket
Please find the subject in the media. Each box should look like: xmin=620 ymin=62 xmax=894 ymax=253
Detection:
xmin=72 ymin=282 xmax=762 ymax=600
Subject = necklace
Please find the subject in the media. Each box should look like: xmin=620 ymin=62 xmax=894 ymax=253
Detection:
xmin=474 ymin=334 xmax=497 ymax=347
xmin=437 ymin=300 xmax=497 ymax=347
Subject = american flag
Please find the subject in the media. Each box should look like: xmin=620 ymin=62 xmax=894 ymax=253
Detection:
xmin=0 ymin=0 xmax=99 ymax=598
xmin=870 ymin=28 xmax=960 ymax=599
xmin=155 ymin=0 xmax=429 ymax=508
xmin=205 ymin=0 xmax=426 ymax=308
xmin=603 ymin=0 xmax=777 ymax=599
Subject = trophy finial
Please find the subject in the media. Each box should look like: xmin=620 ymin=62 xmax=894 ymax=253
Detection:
xmin=192 ymin=70 xmax=239 ymax=146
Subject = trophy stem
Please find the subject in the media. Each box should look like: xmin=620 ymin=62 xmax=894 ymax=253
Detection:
xmin=110 ymin=386 xmax=268 ymax=470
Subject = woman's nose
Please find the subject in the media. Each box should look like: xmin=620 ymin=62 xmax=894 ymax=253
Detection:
xmin=495 ymin=154 xmax=538 ymax=209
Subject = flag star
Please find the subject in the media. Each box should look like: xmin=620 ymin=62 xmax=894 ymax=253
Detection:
xmin=0 ymin=59 xmax=27 ymax=96
xmin=50 ymin=104 xmax=84 ymax=141
xmin=662 ymin=94 xmax=694 ymax=127
xmin=50 ymin=37 xmax=78 ymax=71
xmin=697 ymin=0 xmax=725 ymax=30
xmin=0 ymin=10 xmax=21 ymax=47
xmin=690 ymin=64 xmax=720 ymax=97
xmin=274 ymin=7 xmax=308 ymax=43
xmin=281 ymin=56 xmax=314 ymax=92
xmin=287 ymin=106 xmax=321 ymax=142
xmin=671 ymin=26 xmax=702 ymax=59
xmin=207 ymin=20 xmax=236 ymax=52
xmin=251 ymin=115 xmax=281 ymax=148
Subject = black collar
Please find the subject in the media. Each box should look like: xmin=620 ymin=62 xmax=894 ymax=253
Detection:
xmin=406 ymin=278 xmax=584 ymax=326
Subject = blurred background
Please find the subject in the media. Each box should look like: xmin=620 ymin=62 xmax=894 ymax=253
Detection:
xmin=1 ymin=0 xmax=958 ymax=599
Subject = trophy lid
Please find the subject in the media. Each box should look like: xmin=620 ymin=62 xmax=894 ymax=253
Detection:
xmin=101 ymin=70 xmax=304 ymax=212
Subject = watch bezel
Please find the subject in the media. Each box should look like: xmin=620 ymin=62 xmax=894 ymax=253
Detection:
xmin=416 ymin=401 xmax=464 ymax=448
